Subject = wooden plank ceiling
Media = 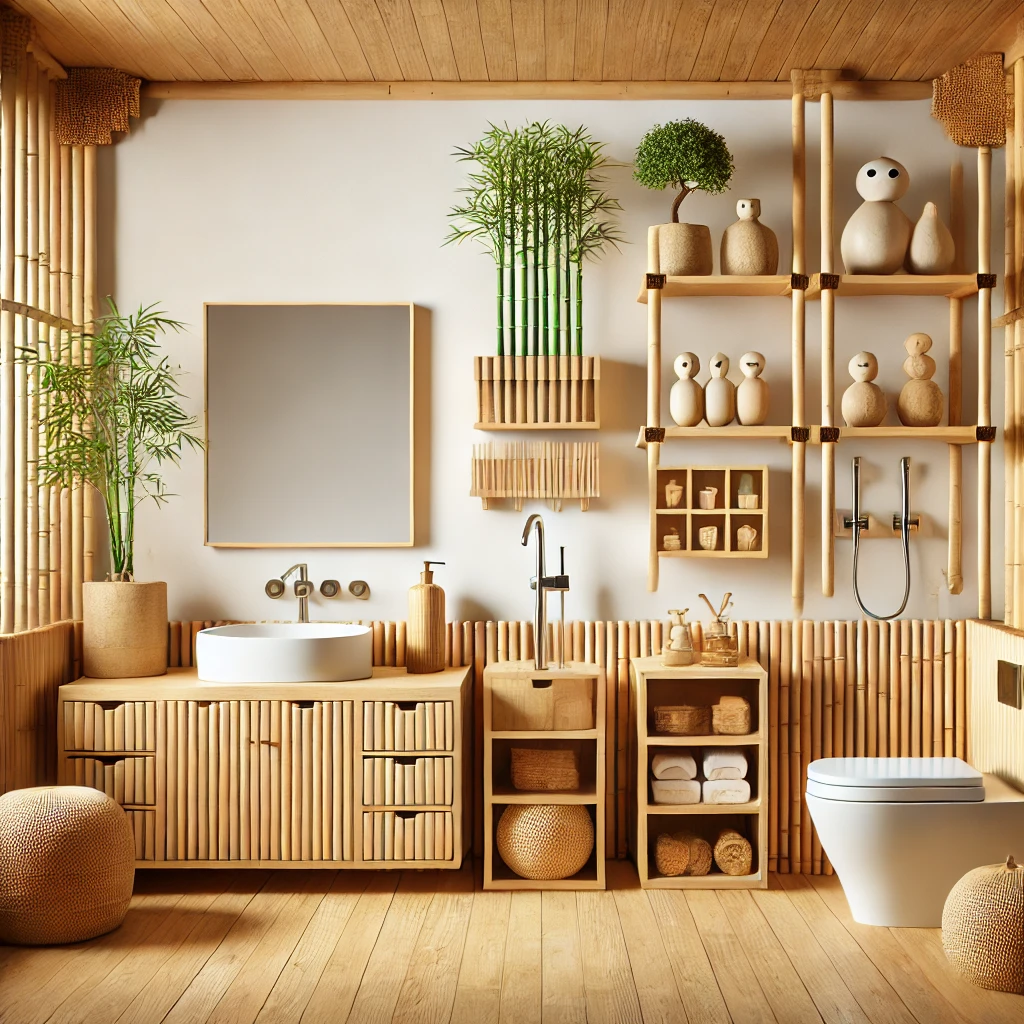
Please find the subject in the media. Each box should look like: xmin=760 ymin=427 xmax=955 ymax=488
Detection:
xmin=8 ymin=0 xmax=1024 ymax=84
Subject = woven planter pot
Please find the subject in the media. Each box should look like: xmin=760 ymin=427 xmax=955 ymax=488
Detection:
xmin=84 ymin=581 xmax=167 ymax=678
xmin=0 ymin=786 xmax=134 ymax=945
xmin=942 ymin=855 xmax=1024 ymax=993
xmin=510 ymin=748 xmax=580 ymax=792
xmin=497 ymin=804 xmax=594 ymax=880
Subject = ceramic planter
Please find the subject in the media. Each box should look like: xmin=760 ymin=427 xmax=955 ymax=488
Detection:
xmin=659 ymin=223 xmax=713 ymax=276
xmin=83 ymin=581 xmax=167 ymax=678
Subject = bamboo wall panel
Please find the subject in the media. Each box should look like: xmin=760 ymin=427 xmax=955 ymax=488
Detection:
xmin=967 ymin=619 xmax=1024 ymax=790
xmin=167 ymin=617 xmax=968 ymax=871
xmin=0 ymin=619 xmax=74 ymax=793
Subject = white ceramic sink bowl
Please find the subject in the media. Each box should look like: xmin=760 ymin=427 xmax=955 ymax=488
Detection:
xmin=196 ymin=623 xmax=373 ymax=683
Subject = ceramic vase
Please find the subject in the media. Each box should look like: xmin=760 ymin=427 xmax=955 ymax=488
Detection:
xmin=83 ymin=581 xmax=168 ymax=678
xmin=720 ymin=199 xmax=779 ymax=275
xmin=670 ymin=353 xmax=704 ymax=426
xmin=704 ymin=353 xmax=736 ymax=427
xmin=736 ymin=351 xmax=768 ymax=425
xmin=907 ymin=202 xmax=955 ymax=274
xmin=659 ymin=223 xmax=713 ymax=276
xmin=840 ymin=157 xmax=912 ymax=274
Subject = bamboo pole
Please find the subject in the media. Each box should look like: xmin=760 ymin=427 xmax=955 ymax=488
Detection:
xmin=13 ymin=53 xmax=29 ymax=632
xmin=811 ymin=621 xmax=822 ymax=874
xmin=1015 ymin=63 xmax=1024 ymax=627
xmin=25 ymin=60 xmax=39 ymax=630
xmin=36 ymin=69 xmax=50 ymax=627
xmin=82 ymin=145 xmax=95 ymax=586
xmin=911 ymin=620 xmax=922 ymax=757
xmin=833 ymin=621 xmax=845 ymax=758
xmin=59 ymin=143 xmax=71 ymax=621
xmin=979 ymin=144 xmax=992 ymax=619
xmin=922 ymin=619 xmax=933 ymax=757
xmin=821 ymin=88 xmax=835 ymax=598
xmin=877 ymin=620 xmax=889 ymax=756
xmin=47 ymin=81 xmax=60 ymax=624
xmin=768 ymin=619 xmax=780 ymax=873
xmin=889 ymin=619 xmax=900 ymax=756
xmin=779 ymin=619 xmax=790 ymax=872
xmin=792 ymin=76 xmax=806 ymax=615
xmin=790 ymin=619 xmax=802 ymax=874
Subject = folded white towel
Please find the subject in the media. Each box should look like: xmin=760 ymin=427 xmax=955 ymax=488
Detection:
xmin=652 ymin=752 xmax=697 ymax=781
xmin=651 ymin=779 xmax=701 ymax=805
xmin=702 ymin=779 xmax=751 ymax=804
xmin=703 ymin=748 xmax=748 ymax=781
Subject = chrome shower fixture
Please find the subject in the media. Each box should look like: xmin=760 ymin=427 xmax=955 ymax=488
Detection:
xmin=845 ymin=457 xmax=917 ymax=621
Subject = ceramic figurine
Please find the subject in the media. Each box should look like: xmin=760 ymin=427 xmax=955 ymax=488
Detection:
xmin=840 ymin=157 xmax=912 ymax=274
xmin=897 ymin=332 xmax=943 ymax=427
xmin=670 ymin=353 xmax=704 ymax=426
xmin=736 ymin=525 xmax=758 ymax=552
xmin=663 ymin=526 xmax=682 ymax=551
xmin=664 ymin=478 xmax=683 ymax=508
xmin=704 ymin=353 xmax=735 ymax=427
xmin=907 ymin=202 xmax=955 ymax=274
xmin=698 ymin=525 xmax=718 ymax=551
xmin=720 ymin=199 xmax=779 ymax=276
xmin=736 ymin=351 xmax=768 ymax=425
xmin=841 ymin=351 xmax=887 ymax=427
xmin=698 ymin=486 xmax=718 ymax=509
xmin=737 ymin=472 xmax=759 ymax=509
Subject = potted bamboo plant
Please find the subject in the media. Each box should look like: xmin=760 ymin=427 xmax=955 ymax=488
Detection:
xmin=634 ymin=118 xmax=734 ymax=276
xmin=38 ymin=302 xmax=203 ymax=677
xmin=447 ymin=122 xmax=621 ymax=427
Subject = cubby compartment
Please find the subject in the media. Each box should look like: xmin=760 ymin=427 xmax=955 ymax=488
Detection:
xmin=647 ymin=744 xmax=760 ymax=811
xmin=646 ymin=811 xmax=762 ymax=886
xmin=656 ymin=512 xmax=688 ymax=552
xmin=491 ymin=737 xmax=598 ymax=800
xmin=646 ymin=676 xmax=761 ymax=740
xmin=690 ymin=513 xmax=726 ymax=553
xmin=656 ymin=469 xmax=689 ymax=510
xmin=489 ymin=673 xmax=595 ymax=731
xmin=727 ymin=467 xmax=766 ymax=510
xmin=730 ymin=513 xmax=765 ymax=554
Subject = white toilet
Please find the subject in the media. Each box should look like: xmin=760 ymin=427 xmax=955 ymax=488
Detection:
xmin=806 ymin=756 xmax=1024 ymax=927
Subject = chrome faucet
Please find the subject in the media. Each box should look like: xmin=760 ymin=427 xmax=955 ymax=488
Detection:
xmin=265 ymin=563 xmax=315 ymax=622
xmin=521 ymin=514 xmax=569 ymax=670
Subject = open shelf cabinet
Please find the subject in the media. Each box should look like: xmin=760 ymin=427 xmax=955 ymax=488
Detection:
xmin=629 ymin=656 xmax=769 ymax=889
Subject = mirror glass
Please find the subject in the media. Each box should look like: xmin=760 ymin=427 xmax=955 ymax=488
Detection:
xmin=205 ymin=303 xmax=414 ymax=547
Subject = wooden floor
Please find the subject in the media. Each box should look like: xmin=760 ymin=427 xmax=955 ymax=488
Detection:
xmin=1 ymin=861 xmax=1022 ymax=1024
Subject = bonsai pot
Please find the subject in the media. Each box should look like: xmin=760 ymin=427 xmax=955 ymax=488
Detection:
xmin=83 ymin=581 xmax=167 ymax=678
xmin=659 ymin=223 xmax=713 ymax=276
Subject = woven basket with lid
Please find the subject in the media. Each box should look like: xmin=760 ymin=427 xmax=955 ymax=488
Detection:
xmin=942 ymin=855 xmax=1024 ymax=993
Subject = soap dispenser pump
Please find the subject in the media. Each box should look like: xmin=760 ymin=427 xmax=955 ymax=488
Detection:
xmin=408 ymin=561 xmax=445 ymax=674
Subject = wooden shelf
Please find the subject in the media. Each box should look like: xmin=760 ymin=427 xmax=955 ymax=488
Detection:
xmin=644 ymin=871 xmax=763 ymax=889
xmin=633 ymin=655 xmax=766 ymax=679
xmin=656 ymin=508 xmax=764 ymax=515
xmin=475 ymin=421 xmax=599 ymax=431
xmin=646 ymin=732 xmax=761 ymax=746
xmin=489 ymin=728 xmax=598 ymax=739
xmin=664 ymin=425 xmax=791 ymax=440
xmin=659 ymin=549 xmax=768 ymax=560
xmin=829 ymin=425 xmax=983 ymax=444
xmin=646 ymin=800 xmax=761 ymax=814
xmin=806 ymin=272 xmax=980 ymax=299
xmin=491 ymin=785 xmax=598 ymax=804
xmin=637 ymin=274 xmax=793 ymax=302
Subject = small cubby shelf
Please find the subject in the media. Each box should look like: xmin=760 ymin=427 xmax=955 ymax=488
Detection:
xmin=483 ymin=661 xmax=606 ymax=890
xmin=655 ymin=466 xmax=768 ymax=558
xmin=629 ymin=656 xmax=768 ymax=889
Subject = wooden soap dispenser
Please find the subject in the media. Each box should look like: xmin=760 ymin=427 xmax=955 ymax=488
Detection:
xmin=408 ymin=560 xmax=445 ymax=673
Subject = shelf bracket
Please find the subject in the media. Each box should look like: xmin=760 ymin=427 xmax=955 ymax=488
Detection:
xmin=977 ymin=273 xmax=997 ymax=290
xmin=819 ymin=426 xmax=840 ymax=443
xmin=646 ymin=273 xmax=666 ymax=290
xmin=790 ymin=273 xmax=809 ymax=291
xmin=819 ymin=273 xmax=840 ymax=290
xmin=977 ymin=425 xmax=997 ymax=442
xmin=791 ymin=427 xmax=810 ymax=443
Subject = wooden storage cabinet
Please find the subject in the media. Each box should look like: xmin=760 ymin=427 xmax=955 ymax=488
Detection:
xmin=58 ymin=665 xmax=471 ymax=868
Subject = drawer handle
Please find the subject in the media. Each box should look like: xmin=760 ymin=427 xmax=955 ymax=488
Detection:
xmin=253 ymin=739 xmax=280 ymax=747
xmin=532 ymin=680 xmax=553 ymax=689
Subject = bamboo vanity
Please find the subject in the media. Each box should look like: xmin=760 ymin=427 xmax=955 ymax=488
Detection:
xmin=57 ymin=665 xmax=471 ymax=868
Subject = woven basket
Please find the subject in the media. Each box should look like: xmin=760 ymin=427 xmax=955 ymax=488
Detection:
xmin=497 ymin=804 xmax=594 ymax=880
xmin=656 ymin=830 xmax=713 ymax=877
xmin=510 ymin=748 xmax=580 ymax=792
xmin=714 ymin=828 xmax=753 ymax=876
xmin=712 ymin=696 xmax=751 ymax=735
xmin=654 ymin=705 xmax=711 ymax=735
xmin=942 ymin=855 xmax=1024 ymax=993
xmin=0 ymin=786 xmax=135 ymax=945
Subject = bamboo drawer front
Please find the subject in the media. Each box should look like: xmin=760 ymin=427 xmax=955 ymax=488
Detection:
xmin=57 ymin=665 xmax=472 ymax=869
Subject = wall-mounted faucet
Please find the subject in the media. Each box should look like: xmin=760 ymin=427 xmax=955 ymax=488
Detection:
xmin=265 ymin=563 xmax=349 ymax=623
xmin=521 ymin=514 xmax=570 ymax=670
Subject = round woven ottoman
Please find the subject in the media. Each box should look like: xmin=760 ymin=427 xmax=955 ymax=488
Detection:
xmin=497 ymin=804 xmax=594 ymax=880
xmin=0 ymin=786 xmax=135 ymax=945
xmin=942 ymin=855 xmax=1024 ymax=993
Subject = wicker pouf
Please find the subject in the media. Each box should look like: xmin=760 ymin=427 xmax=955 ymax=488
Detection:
xmin=497 ymin=804 xmax=594 ymax=880
xmin=942 ymin=855 xmax=1024 ymax=993
xmin=0 ymin=786 xmax=135 ymax=945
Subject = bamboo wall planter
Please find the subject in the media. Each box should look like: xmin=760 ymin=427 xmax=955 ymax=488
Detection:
xmin=474 ymin=355 xmax=600 ymax=428
xmin=470 ymin=441 xmax=599 ymax=510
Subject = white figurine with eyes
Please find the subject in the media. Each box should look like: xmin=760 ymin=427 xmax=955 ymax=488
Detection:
xmin=736 ymin=350 xmax=768 ymax=425
xmin=842 ymin=351 xmax=887 ymax=427
xmin=840 ymin=157 xmax=912 ymax=274
xmin=670 ymin=352 xmax=704 ymax=427
xmin=704 ymin=352 xmax=736 ymax=427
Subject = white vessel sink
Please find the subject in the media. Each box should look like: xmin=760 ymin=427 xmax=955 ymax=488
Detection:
xmin=196 ymin=623 xmax=373 ymax=683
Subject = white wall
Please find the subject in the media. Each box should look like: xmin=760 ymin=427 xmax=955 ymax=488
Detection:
xmin=98 ymin=97 xmax=1004 ymax=626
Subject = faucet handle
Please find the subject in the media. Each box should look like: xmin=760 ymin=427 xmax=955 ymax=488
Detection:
xmin=294 ymin=580 xmax=314 ymax=598
xmin=540 ymin=574 xmax=570 ymax=592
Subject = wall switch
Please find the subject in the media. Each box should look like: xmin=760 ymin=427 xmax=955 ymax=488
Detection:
xmin=997 ymin=660 xmax=1022 ymax=709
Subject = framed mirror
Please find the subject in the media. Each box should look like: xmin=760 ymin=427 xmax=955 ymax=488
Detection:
xmin=205 ymin=303 xmax=421 ymax=547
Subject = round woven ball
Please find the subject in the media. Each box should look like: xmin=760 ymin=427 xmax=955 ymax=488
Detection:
xmin=942 ymin=855 xmax=1024 ymax=993
xmin=497 ymin=804 xmax=594 ymax=880
xmin=0 ymin=786 xmax=135 ymax=945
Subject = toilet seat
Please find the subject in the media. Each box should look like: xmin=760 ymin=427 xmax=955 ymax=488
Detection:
xmin=807 ymin=757 xmax=984 ymax=803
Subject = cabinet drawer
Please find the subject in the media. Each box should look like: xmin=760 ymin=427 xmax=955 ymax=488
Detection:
xmin=362 ymin=810 xmax=454 ymax=862
xmin=63 ymin=701 xmax=156 ymax=751
xmin=362 ymin=756 xmax=453 ymax=807
xmin=363 ymin=701 xmax=453 ymax=751
xmin=489 ymin=676 xmax=595 ymax=730
xmin=70 ymin=755 xmax=156 ymax=806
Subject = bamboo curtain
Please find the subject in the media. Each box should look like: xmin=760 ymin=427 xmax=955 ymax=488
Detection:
xmin=0 ymin=6 xmax=139 ymax=634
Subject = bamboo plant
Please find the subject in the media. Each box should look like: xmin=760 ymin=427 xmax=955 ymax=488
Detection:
xmin=446 ymin=122 xmax=622 ymax=358
xmin=33 ymin=301 xmax=203 ymax=581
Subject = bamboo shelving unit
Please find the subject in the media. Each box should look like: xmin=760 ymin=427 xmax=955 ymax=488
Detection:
xmin=474 ymin=355 xmax=600 ymax=429
xmin=470 ymin=441 xmax=599 ymax=511
xmin=815 ymin=81 xmax=993 ymax=616
xmin=629 ymin=656 xmax=769 ymax=889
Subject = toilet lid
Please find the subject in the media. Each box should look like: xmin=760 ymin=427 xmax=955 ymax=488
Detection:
xmin=807 ymin=757 xmax=984 ymax=803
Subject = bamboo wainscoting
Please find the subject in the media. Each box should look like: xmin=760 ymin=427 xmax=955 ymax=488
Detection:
xmin=167 ymin=617 xmax=969 ymax=874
